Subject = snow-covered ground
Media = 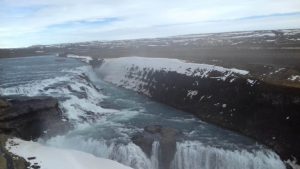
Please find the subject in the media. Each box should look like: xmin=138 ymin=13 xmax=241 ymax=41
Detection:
xmin=67 ymin=54 xmax=93 ymax=63
xmin=42 ymin=29 xmax=300 ymax=49
xmin=6 ymin=138 xmax=133 ymax=169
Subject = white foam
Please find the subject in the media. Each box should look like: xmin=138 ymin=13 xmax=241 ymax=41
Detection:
xmin=0 ymin=66 xmax=111 ymax=123
xmin=0 ymin=76 xmax=71 ymax=96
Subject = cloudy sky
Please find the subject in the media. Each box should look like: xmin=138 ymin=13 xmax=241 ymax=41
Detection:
xmin=0 ymin=0 xmax=300 ymax=48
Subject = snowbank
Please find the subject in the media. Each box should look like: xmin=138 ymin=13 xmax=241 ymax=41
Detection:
xmin=67 ymin=54 xmax=93 ymax=63
xmin=6 ymin=138 xmax=133 ymax=169
xmin=98 ymin=56 xmax=248 ymax=84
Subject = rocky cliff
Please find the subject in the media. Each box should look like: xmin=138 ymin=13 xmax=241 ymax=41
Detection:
xmin=97 ymin=56 xmax=300 ymax=163
xmin=0 ymin=96 xmax=72 ymax=169
xmin=0 ymin=96 xmax=71 ymax=140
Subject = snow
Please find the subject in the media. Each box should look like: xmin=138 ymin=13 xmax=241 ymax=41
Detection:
xmin=274 ymin=68 xmax=285 ymax=73
xmin=6 ymin=138 xmax=133 ymax=169
xmin=187 ymin=90 xmax=198 ymax=99
xmin=98 ymin=56 xmax=248 ymax=85
xmin=97 ymin=56 xmax=249 ymax=95
xmin=199 ymin=96 xmax=205 ymax=101
xmin=67 ymin=54 xmax=93 ymax=63
xmin=230 ymin=78 xmax=235 ymax=83
xmin=288 ymin=75 xmax=300 ymax=81
xmin=147 ymin=44 xmax=168 ymax=47
xmin=226 ymin=32 xmax=275 ymax=39
xmin=222 ymin=104 xmax=227 ymax=108
xmin=266 ymin=40 xmax=275 ymax=42
xmin=247 ymin=79 xmax=256 ymax=85
xmin=100 ymin=56 xmax=249 ymax=77
xmin=0 ymin=66 xmax=113 ymax=123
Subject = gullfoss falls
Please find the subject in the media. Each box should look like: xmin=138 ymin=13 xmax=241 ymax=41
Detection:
xmin=0 ymin=55 xmax=288 ymax=169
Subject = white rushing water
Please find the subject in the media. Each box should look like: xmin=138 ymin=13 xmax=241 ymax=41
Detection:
xmin=45 ymin=135 xmax=286 ymax=169
xmin=172 ymin=141 xmax=285 ymax=169
xmin=0 ymin=55 xmax=287 ymax=169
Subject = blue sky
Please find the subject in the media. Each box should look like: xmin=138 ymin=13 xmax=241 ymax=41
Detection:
xmin=0 ymin=0 xmax=300 ymax=48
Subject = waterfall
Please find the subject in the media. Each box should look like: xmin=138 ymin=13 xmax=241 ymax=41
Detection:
xmin=109 ymin=142 xmax=153 ymax=169
xmin=150 ymin=141 xmax=160 ymax=169
xmin=171 ymin=141 xmax=286 ymax=169
xmin=46 ymin=136 xmax=286 ymax=169
xmin=45 ymin=136 xmax=157 ymax=169
xmin=1 ymin=54 xmax=290 ymax=169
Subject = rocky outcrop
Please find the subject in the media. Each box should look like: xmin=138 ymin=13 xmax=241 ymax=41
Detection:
xmin=0 ymin=96 xmax=72 ymax=169
xmin=89 ymin=58 xmax=104 ymax=68
xmin=98 ymin=59 xmax=300 ymax=163
xmin=0 ymin=135 xmax=29 ymax=169
xmin=0 ymin=96 xmax=72 ymax=140
xmin=132 ymin=125 xmax=182 ymax=169
xmin=143 ymin=71 xmax=300 ymax=162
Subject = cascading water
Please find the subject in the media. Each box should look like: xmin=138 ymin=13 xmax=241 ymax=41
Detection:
xmin=0 ymin=55 xmax=288 ymax=169
xmin=151 ymin=141 xmax=160 ymax=169
xmin=45 ymin=134 xmax=286 ymax=169
xmin=171 ymin=141 xmax=285 ymax=169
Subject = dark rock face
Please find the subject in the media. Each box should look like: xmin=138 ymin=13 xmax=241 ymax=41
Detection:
xmin=132 ymin=125 xmax=182 ymax=169
xmin=120 ymin=67 xmax=300 ymax=163
xmin=0 ymin=96 xmax=72 ymax=140
xmin=89 ymin=58 xmax=104 ymax=68
xmin=0 ymin=135 xmax=29 ymax=169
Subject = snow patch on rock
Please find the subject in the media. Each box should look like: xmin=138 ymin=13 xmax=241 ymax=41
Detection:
xmin=187 ymin=90 xmax=198 ymax=99
xmin=247 ymin=79 xmax=256 ymax=86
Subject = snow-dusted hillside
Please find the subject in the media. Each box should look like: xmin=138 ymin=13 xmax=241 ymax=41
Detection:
xmin=34 ymin=29 xmax=300 ymax=49
xmin=97 ymin=56 xmax=249 ymax=96
xmin=6 ymin=138 xmax=133 ymax=169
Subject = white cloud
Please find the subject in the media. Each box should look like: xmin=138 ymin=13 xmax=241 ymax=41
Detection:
xmin=0 ymin=0 xmax=300 ymax=47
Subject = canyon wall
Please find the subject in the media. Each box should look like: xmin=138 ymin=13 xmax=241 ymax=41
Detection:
xmin=96 ymin=57 xmax=300 ymax=162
